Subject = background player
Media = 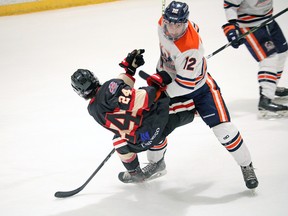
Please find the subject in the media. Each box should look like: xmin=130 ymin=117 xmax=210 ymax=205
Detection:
xmin=222 ymin=0 xmax=288 ymax=118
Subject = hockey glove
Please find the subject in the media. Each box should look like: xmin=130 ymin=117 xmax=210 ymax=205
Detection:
xmin=119 ymin=49 xmax=145 ymax=76
xmin=146 ymin=71 xmax=172 ymax=92
xmin=222 ymin=20 xmax=245 ymax=49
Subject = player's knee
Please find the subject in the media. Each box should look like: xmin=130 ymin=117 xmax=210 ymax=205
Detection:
xmin=212 ymin=122 xmax=238 ymax=143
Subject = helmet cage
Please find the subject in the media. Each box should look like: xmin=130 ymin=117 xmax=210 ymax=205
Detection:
xmin=163 ymin=21 xmax=188 ymax=41
xmin=163 ymin=1 xmax=189 ymax=40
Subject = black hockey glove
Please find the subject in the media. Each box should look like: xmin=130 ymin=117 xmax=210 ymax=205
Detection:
xmin=222 ymin=20 xmax=245 ymax=49
xmin=119 ymin=49 xmax=145 ymax=76
xmin=146 ymin=71 xmax=172 ymax=92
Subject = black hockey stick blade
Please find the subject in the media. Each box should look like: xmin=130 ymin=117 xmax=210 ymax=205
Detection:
xmin=54 ymin=148 xmax=115 ymax=198
xmin=54 ymin=186 xmax=84 ymax=198
xmin=139 ymin=70 xmax=169 ymax=97
xmin=139 ymin=70 xmax=150 ymax=80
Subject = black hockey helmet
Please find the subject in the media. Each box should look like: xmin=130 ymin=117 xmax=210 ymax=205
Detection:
xmin=71 ymin=69 xmax=100 ymax=100
xmin=163 ymin=1 xmax=189 ymax=24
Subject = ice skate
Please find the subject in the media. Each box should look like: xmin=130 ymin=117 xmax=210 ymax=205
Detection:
xmin=240 ymin=163 xmax=258 ymax=190
xmin=118 ymin=166 xmax=146 ymax=184
xmin=142 ymin=158 xmax=167 ymax=181
xmin=273 ymin=87 xmax=288 ymax=106
xmin=258 ymin=95 xmax=288 ymax=119
xmin=275 ymin=87 xmax=288 ymax=97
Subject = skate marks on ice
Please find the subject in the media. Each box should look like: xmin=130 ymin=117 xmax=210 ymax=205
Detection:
xmin=50 ymin=181 xmax=255 ymax=216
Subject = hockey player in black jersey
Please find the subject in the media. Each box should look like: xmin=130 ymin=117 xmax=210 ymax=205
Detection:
xmin=71 ymin=49 xmax=173 ymax=183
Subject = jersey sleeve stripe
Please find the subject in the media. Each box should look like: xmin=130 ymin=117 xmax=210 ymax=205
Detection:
xmin=169 ymin=99 xmax=195 ymax=114
xmin=237 ymin=9 xmax=273 ymax=24
xmin=224 ymin=0 xmax=240 ymax=9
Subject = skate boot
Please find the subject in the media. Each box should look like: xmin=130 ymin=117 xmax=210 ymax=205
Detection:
xmin=258 ymin=95 xmax=288 ymax=118
xmin=240 ymin=163 xmax=258 ymax=189
xmin=142 ymin=158 xmax=167 ymax=181
xmin=118 ymin=166 xmax=146 ymax=183
xmin=275 ymin=87 xmax=288 ymax=97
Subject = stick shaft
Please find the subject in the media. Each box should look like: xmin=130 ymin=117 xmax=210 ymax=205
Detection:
xmin=54 ymin=148 xmax=115 ymax=198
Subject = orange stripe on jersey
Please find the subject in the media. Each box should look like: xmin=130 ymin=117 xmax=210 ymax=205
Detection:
xmin=241 ymin=28 xmax=267 ymax=61
xmin=241 ymin=15 xmax=257 ymax=21
xmin=239 ymin=9 xmax=273 ymax=22
xmin=174 ymin=21 xmax=200 ymax=53
xmin=158 ymin=16 xmax=163 ymax=26
xmin=175 ymin=77 xmax=196 ymax=87
xmin=206 ymin=74 xmax=229 ymax=122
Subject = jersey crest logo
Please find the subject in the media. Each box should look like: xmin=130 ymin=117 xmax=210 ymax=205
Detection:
xmin=108 ymin=81 xmax=119 ymax=94
xmin=160 ymin=45 xmax=176 ymax=70
xmin=264 ymin=41 xmax=275 ymax=52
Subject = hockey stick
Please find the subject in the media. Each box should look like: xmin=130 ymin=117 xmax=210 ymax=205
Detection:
xmin=139 ymin=70 xmax=169 ymax=97
xmin=162 ymin=0 xmax=166 ymax=15
xmin=54 ymin=148 xmax=115 ymax=198
xmin=139 ymin=70 xmax=166 ymax=88
xmin=139 ymin=70 xmax=150 ymax=80
xmin=206 ymin=7 xmax=288 ymax=59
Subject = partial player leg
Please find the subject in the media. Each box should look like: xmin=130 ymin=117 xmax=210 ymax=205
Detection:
xmin=212 ymin=122 xmax=258 ymax=189
xmin=275 ymin=51 xmax=288 ymax=97
xmin=118 ymin=166 xmax=146 ymax=183
xmin=240 ymin=162 xmax=258 ymax=189
xmin=142 ymin=138 xmax=168 ymax=180
xmin=242 ymin=22 xmax=288 ymax=117
xmin=257 ymin=54 xmax=288 ymax=118
xmin=114 ymin=137 xmax=146 ymax=183
xmin=117 ymin=150 xmax=146 ymax=183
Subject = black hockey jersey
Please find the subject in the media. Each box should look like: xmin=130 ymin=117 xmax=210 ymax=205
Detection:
xmin=87 ymin=73 xmax=170 ymax=151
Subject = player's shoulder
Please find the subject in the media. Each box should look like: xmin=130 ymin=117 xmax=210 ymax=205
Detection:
xmin=174 ymin=21 xmax=201 ymax=53
xmin=103 ymin=78 xmax=124 ymax=95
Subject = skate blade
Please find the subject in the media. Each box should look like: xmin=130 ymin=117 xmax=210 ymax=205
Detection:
xmin=258 ymin=110 xmax=288 ymax=120
xmin=145 ymin=170 xmax=167 ymax=181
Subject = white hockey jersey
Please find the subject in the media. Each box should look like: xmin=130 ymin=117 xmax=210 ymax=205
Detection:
xmin=157 ymin=17 xmax=207 ymax=98
xmin=224 ymin=0 xmax=273 ymax=27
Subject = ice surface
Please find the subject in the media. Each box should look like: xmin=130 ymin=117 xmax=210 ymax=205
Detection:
xmin=0 ymin=0 xmax=288 ymax=215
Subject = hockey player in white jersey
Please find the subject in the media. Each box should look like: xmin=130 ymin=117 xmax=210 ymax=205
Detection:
xmin=222 ymin=0 xmax=288 ymax=118
xmin=143 ymin=1 xmax=258 ymax=190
